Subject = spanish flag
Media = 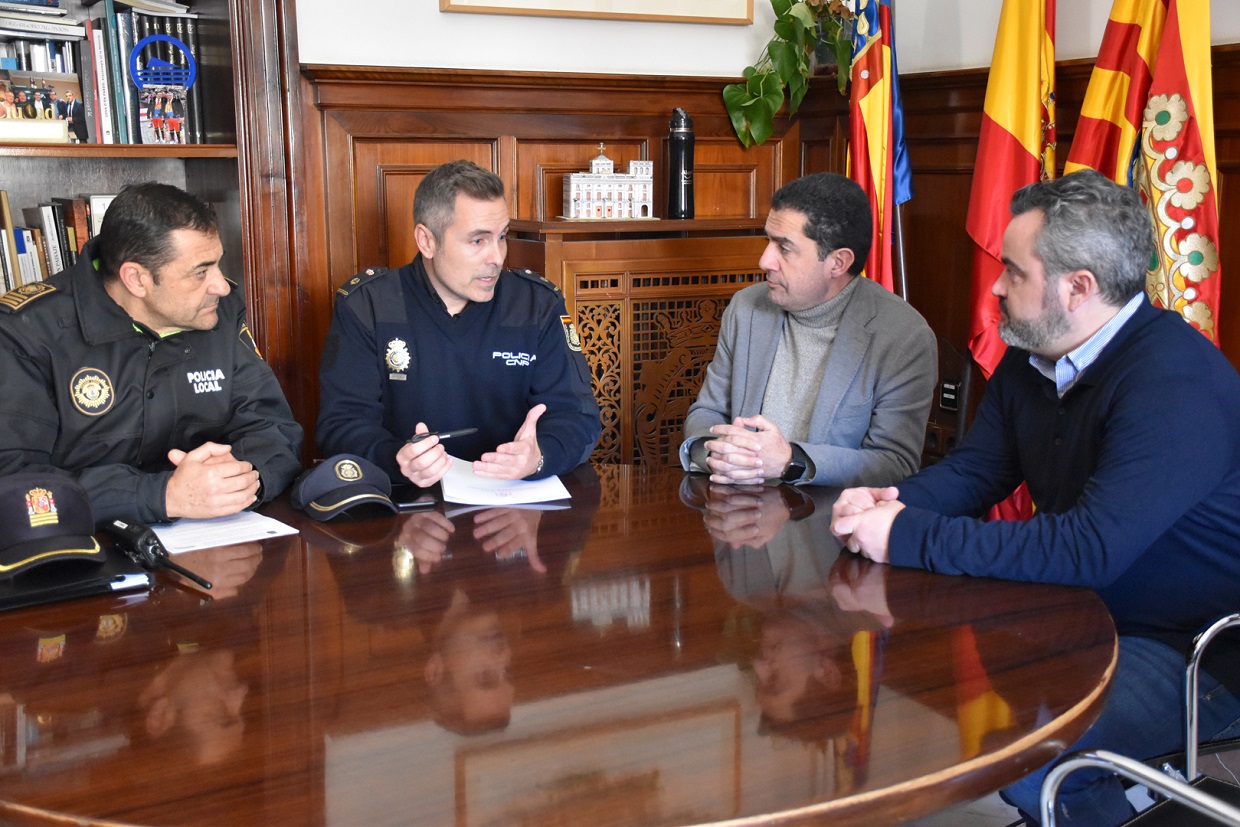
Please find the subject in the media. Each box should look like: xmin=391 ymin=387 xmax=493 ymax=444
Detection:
xmin=848 ymin=0 xmax=912 ymax=294
xmin=1066 ymin=0 xmax=1221 ymax=344
xmin=965 ymin=0 xmax=1057 ymax=379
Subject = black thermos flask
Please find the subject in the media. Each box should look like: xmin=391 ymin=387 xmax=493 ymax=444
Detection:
xmin=667 ymin=108 xmax=694 ymax=219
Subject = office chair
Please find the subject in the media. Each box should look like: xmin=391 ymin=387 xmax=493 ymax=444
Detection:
xmin=1040 ymin=614 xmax=1240 ymax=826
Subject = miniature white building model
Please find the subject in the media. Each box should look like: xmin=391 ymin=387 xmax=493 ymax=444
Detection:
xmin=563 ymin=144 xmax=654 ymax=219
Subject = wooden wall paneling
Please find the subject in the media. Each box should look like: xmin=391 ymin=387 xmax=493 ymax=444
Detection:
xmin=350 ymin=139 xmax=498 ymax=269
xmin=687 ymin=138 xmax=781 ymax=218
xmin=227 ymin=0 xmax=300 ymax=412
xmin=560 ymin=239 xmax=767 ymax=464
xmin=290 ymin=72 xmax=333 ymax=441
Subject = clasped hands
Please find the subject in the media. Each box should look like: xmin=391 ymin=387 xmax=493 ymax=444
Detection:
xmin=396 ymin=404 xmax=545 ymax=488
xmin=166 ymin=442 xmax=260 ymax=519
xmin=702 ymin=414 xmax=793 ymax=485
xmin=829 ymin=485 xmax=906 ymax=564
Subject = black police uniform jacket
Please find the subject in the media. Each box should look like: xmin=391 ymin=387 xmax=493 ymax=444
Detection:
xmin=0 ymin=238 xmax=303 ymax=525
xmin=316 ymin=257 xmax=601 ymax=480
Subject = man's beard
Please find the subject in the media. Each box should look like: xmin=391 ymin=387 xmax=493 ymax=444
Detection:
xmin=998 ymin=287 xmax=1071 ymax=354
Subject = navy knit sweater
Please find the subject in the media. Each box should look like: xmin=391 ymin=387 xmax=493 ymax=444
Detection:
xmin=890 ymin=300 xmax=1240 ymax=689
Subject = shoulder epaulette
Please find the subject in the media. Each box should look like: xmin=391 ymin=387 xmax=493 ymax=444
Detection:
xmin=0 ymin=282 xmax=58 ymax=313
xmin=511 ymin=268 xmax=561 ymax=295
xmin=336 ymin=267 xmax=391 ymax=298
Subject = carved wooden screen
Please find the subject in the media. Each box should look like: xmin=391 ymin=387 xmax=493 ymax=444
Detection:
xmin=571 ymin=262 xmax=765 ymax=465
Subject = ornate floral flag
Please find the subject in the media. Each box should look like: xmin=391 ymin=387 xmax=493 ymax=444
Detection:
xmin=1066 ymin=0 xmax=1220 ymax=344
xmin=965 ymin=0 xmax=1057 ymax=379
xmin=848 ymin=0 xmax=912 ymax=294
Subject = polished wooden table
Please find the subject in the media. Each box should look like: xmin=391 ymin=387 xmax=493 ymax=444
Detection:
xmin=0 ymin=466 xmax=1116 ymax=826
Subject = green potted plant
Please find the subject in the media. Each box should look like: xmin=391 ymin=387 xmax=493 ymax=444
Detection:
xmin=723 ymin=0 xmax=854 ymax=148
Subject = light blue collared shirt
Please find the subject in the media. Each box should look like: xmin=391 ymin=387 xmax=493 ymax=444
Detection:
xmin=1029 ymin=292 xmax=1146 ymax=397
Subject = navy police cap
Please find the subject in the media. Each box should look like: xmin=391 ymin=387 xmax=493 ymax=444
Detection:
xmin=0 ymin=473 xmax=104 ymax=579
xmin=291 ymin=454 xmax=397 ymax=521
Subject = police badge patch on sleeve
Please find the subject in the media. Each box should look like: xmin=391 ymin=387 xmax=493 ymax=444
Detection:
xmin=239 ymin=323 xmax=263 ymax=358
xmin=559 ymin=315 xmax=583 ymax=352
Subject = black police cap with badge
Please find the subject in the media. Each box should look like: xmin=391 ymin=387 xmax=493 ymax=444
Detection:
xmin=0 ymin=473 xmax=104 ymax=579
xmin=291 ymin=454 xmax=398 ymax=521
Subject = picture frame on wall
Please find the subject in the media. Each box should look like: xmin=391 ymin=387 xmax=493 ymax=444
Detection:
xmin=439 ymin=0 xmax=752 ymax=25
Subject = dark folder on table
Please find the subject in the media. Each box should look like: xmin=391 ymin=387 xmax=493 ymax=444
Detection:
xmin=0 ymin=551 xmax=151 ymax=612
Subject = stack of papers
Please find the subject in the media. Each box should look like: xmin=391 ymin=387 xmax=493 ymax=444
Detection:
xmin=440 ymin=457 xmax=571 ymax=505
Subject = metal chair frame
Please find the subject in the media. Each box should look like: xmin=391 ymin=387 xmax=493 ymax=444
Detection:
xmin=1040 ymin=614 xmax=1240 ymax=826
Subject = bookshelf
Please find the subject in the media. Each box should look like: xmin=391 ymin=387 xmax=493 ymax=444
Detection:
xmin=0 ymin=0 xmax=300 ymax=414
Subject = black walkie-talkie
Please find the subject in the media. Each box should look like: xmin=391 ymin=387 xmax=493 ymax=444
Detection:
xmin=102 ymin=519 xmax=213 ymax=590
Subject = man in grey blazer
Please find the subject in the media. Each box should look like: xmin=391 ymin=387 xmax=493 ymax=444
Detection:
xmin=680 ymin=173 xmax=936 ymax=487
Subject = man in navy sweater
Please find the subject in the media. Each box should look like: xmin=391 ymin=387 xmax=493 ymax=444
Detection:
xmin=831 ymin=170 xmax=1240 ymax=825
xmin=317 ymin=160 xmax=601 ymax=486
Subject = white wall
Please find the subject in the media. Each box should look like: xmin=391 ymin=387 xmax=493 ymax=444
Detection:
xmin=296 ymin=0 xmax=1240 ymax=76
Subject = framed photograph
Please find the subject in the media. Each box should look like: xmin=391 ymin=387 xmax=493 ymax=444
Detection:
xmin=440 ymin=0 xmax=752 ymax=25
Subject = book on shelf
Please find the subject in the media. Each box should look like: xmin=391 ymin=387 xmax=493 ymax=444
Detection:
xmin=22 ymin=226 xmax=47 ymax=281
xmin=0 ymin=192 xmax=21 ymax=292
xmin=73 ymin=33 xmax=96 ymax=141
xmin=86 ymin=193 xmax=116 ymax=237
xmin=0 ymin=11 xmax=85 ymax=38
xmin=86 ymin=17 xmax=113 ymax=142
xmin=112 ymin=7 xmax=138 ymax=141
xmin=21 ymin=205 xmax=64 ymax=275
xmin=90 ymin=0 xmax=126 ymax=142
xmin=52 ymin=197 xmax=89 ymax=256
xmin=13 ymin=227 xmax=43 ymax=284
xmin=165 ymin=11 xmax=197 ymax=143
xmin=0 ymin=210 xmax=14 ymax=292
xmin=0 ymin=239 xmax=12 ymax=292
xmin=46 ymin=200 xmax=72 ymax=266
xmin=82 ymin=0 xmax=189 ymax=11
xmin=0 ymin=0 xmax=63 ymax=9
xmin=10 ymin=227 xmax=30 ymax=285
xmin=0 ymin=2 xmax=66 ymax=15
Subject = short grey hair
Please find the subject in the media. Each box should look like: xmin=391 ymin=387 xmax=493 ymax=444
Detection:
xmin=413 ymin=160 xmax=506 ymax=242
xmin=1009 ymin=169 xmax=1156 ymax=306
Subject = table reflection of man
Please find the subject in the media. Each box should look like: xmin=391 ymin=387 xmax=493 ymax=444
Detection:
xmin=683 ymin=476 xmax=831 ymax=600
xmin=138 ymin=647 xmax=249 ymax=765
xmin=0 ymin=574 xmax=278 ymax=815
xmin=322 ymin=465 xmax=601 ymax=736
xmin=425 ymin=587 xmax=513 ymax=734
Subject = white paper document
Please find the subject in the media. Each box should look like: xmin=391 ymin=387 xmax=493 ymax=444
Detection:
xmin=151 ymin=511 xmax=299 ymax=555
xmin=439 ymin=456 xmax=571 ymax=505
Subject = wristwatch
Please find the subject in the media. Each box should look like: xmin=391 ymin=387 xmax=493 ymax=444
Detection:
xmin=780 ymin=458 xmax=807 ymax=483
xmin=534 ymin=454 xmax=545 ymax=475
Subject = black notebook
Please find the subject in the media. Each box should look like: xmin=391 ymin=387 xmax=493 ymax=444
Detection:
xmin=0 ymin=550 xmax=151 ymax=612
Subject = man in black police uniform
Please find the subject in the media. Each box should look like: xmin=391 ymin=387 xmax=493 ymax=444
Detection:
xmin=0 ymin=182 xmax=303 ymax=526
xmin=316 ymin=160 xmax=601 ymax=486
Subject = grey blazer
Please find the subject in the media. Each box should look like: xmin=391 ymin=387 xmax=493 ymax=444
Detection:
xmin=680 ymin=277 xmax=937 ymax=487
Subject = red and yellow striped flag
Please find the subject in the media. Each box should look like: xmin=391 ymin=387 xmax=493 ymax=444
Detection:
xmin=965 ymin=0 xmax=1057 ymax=379
xmin=1066 ymin=0 xmax=1221 ymax=343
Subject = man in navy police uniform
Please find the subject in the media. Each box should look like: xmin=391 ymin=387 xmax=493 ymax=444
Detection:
xmin=316 ymin=160 xmax=601 ymax=486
